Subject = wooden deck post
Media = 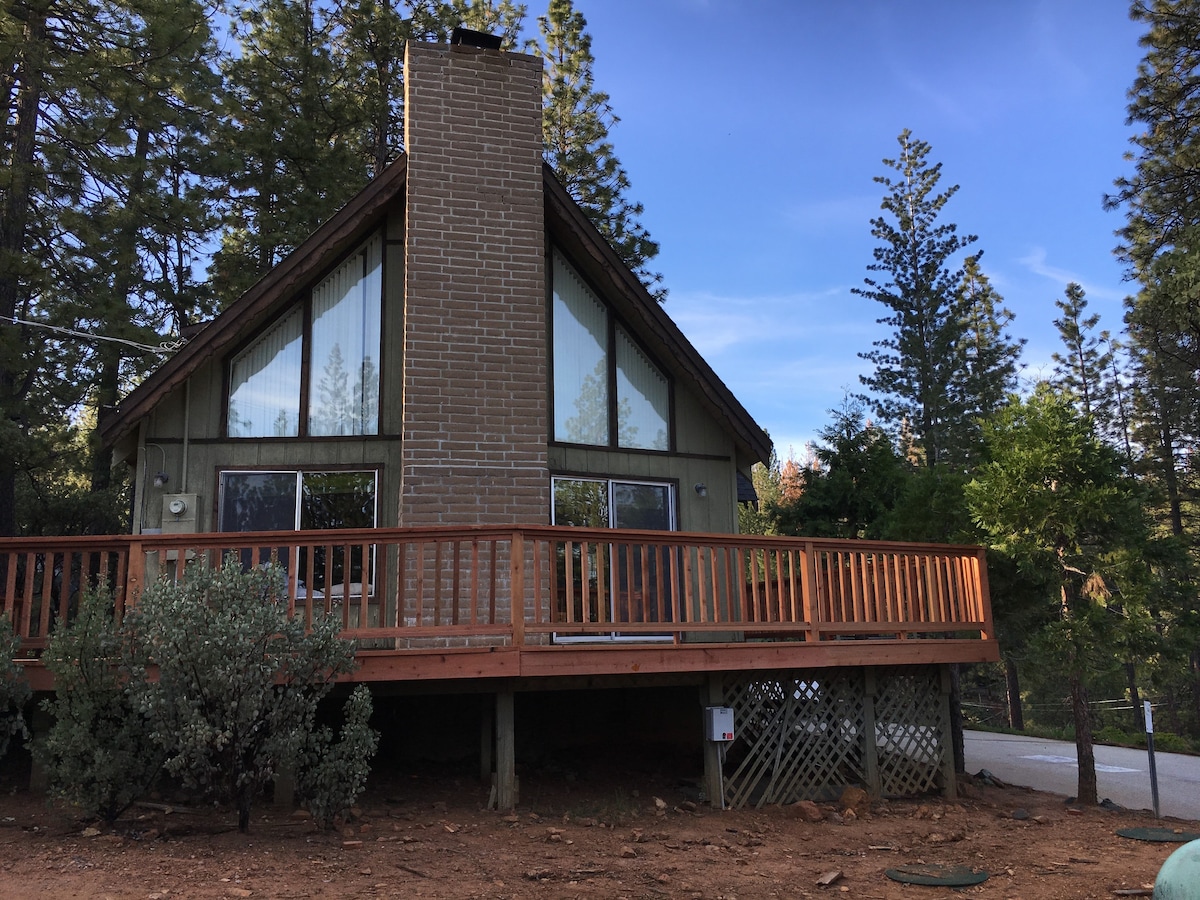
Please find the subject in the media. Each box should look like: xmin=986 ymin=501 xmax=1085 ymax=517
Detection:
xmin=939 ymin=664 xmax=958 ymax=800
xmin=494 ymin=688 xmax=517 ymax=810
xmin=701 ymin=674 xmax=725 ymax=809
xmin=861 ymin=668 xmax=882 ymax=798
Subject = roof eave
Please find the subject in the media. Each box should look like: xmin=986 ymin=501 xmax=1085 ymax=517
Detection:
xmin=99 ymin=156 xmax=409 ymax=448
xmin=542 ymin=163 xmax=773 ymax=466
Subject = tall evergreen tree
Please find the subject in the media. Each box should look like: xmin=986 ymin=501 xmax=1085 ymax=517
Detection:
xmin=1 ymin=0 xmax=220 ymax=535
xmin=1108 ymin=0 xmax=1200 ymax=549
xmin=1110 ymin=0 xmax=1200 ymax=270
xmin=853 ymin=130 xmax=978 ymax=468
xmin=1051 ymin=284 xmax=1122 ymax=440
xmin=214 ymin=0 xmax=528 ymax=305
xmin=966 ymin=384 xmax=1152 ymax=806
xmin=534 ymin=0 xmax=664 ymax=300
xmin=953 ymin=256 xmax=1023 ymax=461
xmin=212 ymin=0 xmax=366 ymax=305
xmin=331 ymin=0 xmax=525 ymax=178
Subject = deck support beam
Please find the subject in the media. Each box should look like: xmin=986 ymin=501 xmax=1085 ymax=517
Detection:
xmin=862 ymin=668 xmax=882 ymax=798
xmin=701 ymin=674 xmax=725 ymax=809
xmin=494 ymin=688 xmax=516 ymax=810
xmin=939 ymin=664 xmax=958 ymax=800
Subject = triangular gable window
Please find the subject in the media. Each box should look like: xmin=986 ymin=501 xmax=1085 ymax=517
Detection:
xmin=552 ymin=251 xmax=670 ymax=451
xmin=227 ymin=234 xmax=382 ymax=438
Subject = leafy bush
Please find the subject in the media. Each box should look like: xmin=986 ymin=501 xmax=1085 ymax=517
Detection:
xmin=126 ymin=561 xmax=359 ymax=831
xmin=296 ymin=684 xmax=379 ymax=829
xmin=1 ymin=613 xmax=30 ymax=759
xmin=38 ymin=584 xmax=161 ymax=822
xmin=1150 ymin=731 xmax=1197 ymax=754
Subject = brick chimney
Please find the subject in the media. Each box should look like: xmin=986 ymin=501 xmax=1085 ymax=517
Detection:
xmin=400 ymin=38 xmax=549 ymax=526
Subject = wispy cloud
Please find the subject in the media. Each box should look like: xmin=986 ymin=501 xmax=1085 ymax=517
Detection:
xmin=668 ymin=288 xmax=877 ymax=357
xmin=1030 ymin=1 xmax=1088 ymax=95
xmin=1018 ymin=247 xmax=1125 ymax=301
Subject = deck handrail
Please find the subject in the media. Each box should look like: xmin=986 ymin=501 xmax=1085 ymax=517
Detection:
xmin=1 ymin=526 xmax=993 ymax=653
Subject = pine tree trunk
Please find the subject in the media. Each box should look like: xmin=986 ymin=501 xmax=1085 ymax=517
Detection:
xmin=1005 ymin=658 xmax=1024 ymax=731
xmin=1071 ymin=673 xmax=1097 ymax=806
xmin=1125 ymin=661 xmax=1142 ymax=735
xmin=0 ymin=3 xmax=47 ymax=536
xmin=89 ymin=124 xmax=150 ymax=494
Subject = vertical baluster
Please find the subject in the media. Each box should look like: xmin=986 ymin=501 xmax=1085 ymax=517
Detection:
xmin=510 ymin=532 xmax=525 ymax=646
xmin=488 ymin=540 xmax=498 ymax=624
xmin=451 ymin=541 xmax=462 ymax=626
xmin=469 ymin=539 xmax=480 ymax=626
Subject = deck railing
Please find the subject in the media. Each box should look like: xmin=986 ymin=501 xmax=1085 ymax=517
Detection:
xmin=1 ymin=526 xmax=993 ymax=654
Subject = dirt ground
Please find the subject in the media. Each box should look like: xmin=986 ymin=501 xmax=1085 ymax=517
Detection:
xmin=0 ymin=748 xmax=1193 ymax=900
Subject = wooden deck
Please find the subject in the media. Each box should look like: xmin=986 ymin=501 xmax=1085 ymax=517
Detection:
xmin=2 ymin=526 xmax=997 ymax=690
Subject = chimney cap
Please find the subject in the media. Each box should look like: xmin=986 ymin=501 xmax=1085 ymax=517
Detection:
xmin=450 ymin=26 xmax=502 ymax=50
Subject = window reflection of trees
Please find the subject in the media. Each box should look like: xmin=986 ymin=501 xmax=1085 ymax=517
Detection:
xmin=310 ymin=345 xmax=380 ymax=436
xmin=219 ymin=472 xmax=376 ymax=594
xmin=300 ymin=473 xmax=375 ymax=593
xmin=551 ymin=479 xmax=674 ymax=626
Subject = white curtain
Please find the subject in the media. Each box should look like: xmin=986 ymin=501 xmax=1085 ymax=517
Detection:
xmin=309 ymin=234 xmax=382 ymax=435
xmin=553 ymin=253 xmax=609 ymax=445
xmin=616 ymin=326 xmax=669 ymax=450
xmin=227 ymin=307 xmax=303 ymax=437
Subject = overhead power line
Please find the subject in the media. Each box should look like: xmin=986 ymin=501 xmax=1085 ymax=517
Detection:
xmin=1 ymin=315 xmax=187 ymax=357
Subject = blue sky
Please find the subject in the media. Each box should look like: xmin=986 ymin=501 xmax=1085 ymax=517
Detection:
xmin=568 ymin=0 xmax=1146 ymax=460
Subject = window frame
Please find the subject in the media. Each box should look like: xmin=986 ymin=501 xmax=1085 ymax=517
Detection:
xmin=550 ymin=474 xmax=678 ymax=644
xmin=223 ymin=232 xmax=383 ymax=439
xmin=216 ymin=467 xmax=380 ymax=601
xmin=216 ymin=467 xmax=380 ymax=533
xmin=550 ymin=250 xmax=674 ymax=453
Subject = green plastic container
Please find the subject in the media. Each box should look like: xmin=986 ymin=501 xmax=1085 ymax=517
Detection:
xmin=1154 ymin=839 xmax=1200 ymax=900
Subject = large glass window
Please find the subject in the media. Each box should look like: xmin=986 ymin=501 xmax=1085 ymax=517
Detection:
xmin=227 ymin=309 xmax=303 ymax=437
xmin=552 ymin=477 xmax=675 ymax=637
xmin=218 ymin=470 xmax=377 ymax=533
xmin=227 ymin=234 xmax=382 ymax=438
xmin=552 ymin=252 xmax=669 ymax=451
xmin=218 ymin=470 xmax=377 ymax=595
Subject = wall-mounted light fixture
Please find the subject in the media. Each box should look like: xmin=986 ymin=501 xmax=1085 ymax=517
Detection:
xmin=153 ymin=471 xmax=170 ymax=488
xmin=694 ymin=482 xmax=708 ymax=497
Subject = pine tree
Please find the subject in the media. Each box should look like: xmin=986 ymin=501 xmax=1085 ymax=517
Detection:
xmin=1109 ymin=0 xmax=1200 ymax=271
xmin=212 ymin=0 xmax=366 ymax=305
xmin=1051 ymin=284 xmax=1120 ymax=435
xmin=331 ymin=0 xmax=526 ymax=178
xmin=966 ymin=384 xmax=1153 ymax=805
xmin=853 ymin=130 xmax=978 ymax=468
xmin=534 ymin=0 xmax=664 ymax=300
xmin=1107 ymin=0 xmax=1200 ymax=546
xmin=952 ymin=257 xmax=1023 ymax=462
xmin=0 ymin=0 xmax=220 ymax=535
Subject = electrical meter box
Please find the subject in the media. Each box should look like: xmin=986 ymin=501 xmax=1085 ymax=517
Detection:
xmin=161 ymin=494 xmax=199 ymax=534
xmin=704 ymin=706 xmax=735 ymax=742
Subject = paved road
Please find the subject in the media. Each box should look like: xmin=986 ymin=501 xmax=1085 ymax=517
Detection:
xmin=963 ymin=730 xmax=1200 ymax=822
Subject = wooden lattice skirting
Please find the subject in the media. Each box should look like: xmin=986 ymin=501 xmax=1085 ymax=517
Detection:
xmin=719 ymin=665 xmax=952 ymax=809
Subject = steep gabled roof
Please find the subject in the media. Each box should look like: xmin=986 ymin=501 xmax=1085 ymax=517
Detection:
xmin=542 ymin=164 xmax=771 ymax=466
xmin=101 ymin=154 xmax=772 ymax=469
xmin=98 ymin=157 xmax=409 ymax=447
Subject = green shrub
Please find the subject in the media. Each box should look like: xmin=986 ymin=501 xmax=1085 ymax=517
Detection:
xmin=38 ymin=584 xmax=161 ymax=822
xmin=0 ymin=613 xmax=30 ymax=759
xmin=126 ymin=561 xmax=359 ymax=832
xmin=297 ymin=684 xmax=379 ymax=829
xmin=1150 ymin=731 xmax=1196 ymax=754
xmin=1093 ymin=725 xmax=1144 ymax=749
